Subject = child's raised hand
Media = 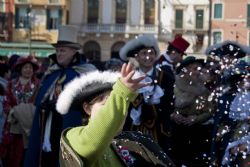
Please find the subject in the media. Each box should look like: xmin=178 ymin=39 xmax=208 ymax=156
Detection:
xmin=120 ymin=63 xmax=149 ymax=91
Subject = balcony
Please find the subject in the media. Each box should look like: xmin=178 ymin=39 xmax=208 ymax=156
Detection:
xmin=16 ymin=0 xmax=29 ymax=4
xmin=48 ymin=0 xmax=60 ymax=4
xmin=80 ymin=24 xmax=159 ymax=34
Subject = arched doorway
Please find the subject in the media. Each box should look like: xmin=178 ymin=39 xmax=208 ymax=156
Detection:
xmin=111 ymin=41 xmax=125 ymax=59
xmin=83 ymin=41 xmax=101 ymax=61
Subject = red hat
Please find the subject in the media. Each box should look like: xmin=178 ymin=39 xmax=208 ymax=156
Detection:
xmin=168 ymin=36 xmax=190 ymax=54
xmin=13 ymin=56 xmax=39 ymax=71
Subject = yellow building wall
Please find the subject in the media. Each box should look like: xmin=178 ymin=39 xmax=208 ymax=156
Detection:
xmin=13 ymin=0 xmax=67 ymax=43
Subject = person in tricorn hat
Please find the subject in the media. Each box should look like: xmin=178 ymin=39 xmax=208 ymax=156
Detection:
xmin=205 ymin=40 xmax=250 ymax=85
xmin=220 ymin=61 xmax=250 ymax=167
xmin=210 ymin=60 xmax=250 ymax=167
xmin=24 ymin=25 xmax=96 ymax=167
xmin=119 ymin=34 xmax=173 ymax=156
xmin=57 ymin=63 xmax=176 ymax=167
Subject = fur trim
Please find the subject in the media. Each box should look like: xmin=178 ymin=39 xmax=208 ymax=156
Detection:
xmin=205 ymin=40 xmax=250 ymax=56
xmin=119 ymin=34 xmax=160 ymax=61
xmin=56 ymin=70 xmax=121 ymax=115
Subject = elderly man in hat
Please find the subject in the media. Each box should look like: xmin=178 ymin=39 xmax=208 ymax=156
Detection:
xmin=120 ymin=34 xmax=173 ymax=155
xmin=24 ymin=25 xmax=96 ymax=167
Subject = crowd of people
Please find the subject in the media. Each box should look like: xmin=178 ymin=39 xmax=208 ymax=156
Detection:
xmin=0 ymin=25 xmax=249 ymax=167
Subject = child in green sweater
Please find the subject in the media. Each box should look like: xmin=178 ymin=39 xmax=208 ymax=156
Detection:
xmin=56 ymin=63 xmax=175 ymax=167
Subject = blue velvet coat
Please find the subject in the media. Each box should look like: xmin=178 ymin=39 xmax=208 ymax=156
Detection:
xmin=24 ymin=53 xmax=96 ymax=167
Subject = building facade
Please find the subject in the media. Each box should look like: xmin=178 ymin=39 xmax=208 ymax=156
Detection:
xmin=169 ymin=0 xmax=210 ymax=55
xmin=0 ymin=0 xmax=14 ymax=42
xmin=69 ymin=0 xmax=210 ymax=61
xmin=0 ymin=0 xmax=69 ymax=57
xmin=211 ymin=0 xmax=250 ymax=45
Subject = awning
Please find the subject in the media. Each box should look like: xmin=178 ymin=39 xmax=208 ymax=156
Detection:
xmin=0 ymin=42 xmax=55 ymax=57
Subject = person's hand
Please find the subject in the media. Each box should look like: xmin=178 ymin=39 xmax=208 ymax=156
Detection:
xmin=170 ymin=113 xmax=186 ymax=125
xmin=183 ymin=115 xmax=197 ymax=126
xmin=120 ymin=62 xmax=149 ymax=91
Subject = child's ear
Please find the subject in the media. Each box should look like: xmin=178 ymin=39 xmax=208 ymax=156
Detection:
xmin=83 ymin=103 xmax=91 ymax=116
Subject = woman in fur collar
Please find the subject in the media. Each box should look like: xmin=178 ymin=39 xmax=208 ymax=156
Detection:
xmin=170 ymin=56 xmax=214 ymax=166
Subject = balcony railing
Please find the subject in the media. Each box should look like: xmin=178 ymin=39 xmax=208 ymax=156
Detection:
xmin=80 ymin=24 xmax=159 ymax=34
xmin=16 ymin=0 xmax=29 ymax=3
xmin=49 ymin=0 xmax=60 ymax=4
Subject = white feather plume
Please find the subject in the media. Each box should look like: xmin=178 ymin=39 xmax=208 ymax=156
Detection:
xmin=56 ymin=70 xmax=121 ymax=115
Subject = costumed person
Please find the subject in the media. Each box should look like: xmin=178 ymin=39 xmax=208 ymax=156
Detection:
xmin=221 ymin=61 xmax=250 ymax=167
xmin=24 ymin=25 xmax=96 ymax=167
xmin=0 ymin=62 xmax=10 ymax=142
xmin=210 ymin=61 xmax=250 ymax=167
xmin=120 ymin=34 xmax=173 ymax=154
xmin=0 ymin=56 xmax=40 ymax=167
xmin=0 ymin=62 xmax=10 ymax=167
xmin=170 ymin=56 xmax=215 ymax=166
xmin=156 ymin=36 xmax=190 ymax=157
xmin=205 ymin=41 xmax=249 ymax=166
xmin=57 ymin=63 xmax=176 ymax=167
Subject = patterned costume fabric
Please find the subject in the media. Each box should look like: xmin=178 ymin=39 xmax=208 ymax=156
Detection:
xmin=0 ymin=76 xmax=39 ymax=167
xmin=123 ymin=67 xmax=173 ymax=154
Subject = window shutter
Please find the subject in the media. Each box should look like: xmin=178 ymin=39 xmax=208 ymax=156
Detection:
xmin=59 ymin=9 xmax=63 ymax=26
xmin=26 ymin=7 xmax=31 ymax=28
xmin=15 ymin=7 xmax=19 ymax=28
xmin=46 ymin=9 xmax=50 ymax=29
xmin=247 ymin=4 xmax=250 ymax=27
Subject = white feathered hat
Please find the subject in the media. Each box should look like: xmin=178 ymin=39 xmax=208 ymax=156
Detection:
xmin=56 ymin=70 xmax=121 ymax=115
xmin=119 ymin=34 xmax=160 ymax=61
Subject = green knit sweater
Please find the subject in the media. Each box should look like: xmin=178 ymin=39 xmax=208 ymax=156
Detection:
xmin=66 ymin=79 xmax=138 ymax=167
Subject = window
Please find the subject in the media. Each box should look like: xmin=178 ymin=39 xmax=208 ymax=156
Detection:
xmin=247 ymin=4 xmax=250 ymax=27
xmin=213 ymin=31 xmax=222 ymax=44
xmin=0 ymin=13 xmax=7 ymax=33
xmin=214 ymin=3 xmax=222 ymax=19
xmin=0 ymin=1 xmax=4 ymax=11
xmin=194 ymin=34 xmax=204 ymax=52
xmin=144 ymin=0 xmax=155 ymax=24
xmin=46 ymin=8 xmax=62 ymax=30
xmin=116 ymin=0 xmax=127 ymax=24
xmin=15 ymin=7 xmax=30 ymax=28
xmin=17 ymin=0 xmax=28 ymax=3
xmin=88 ymin=0 xmax=99 ymax=23
xmin=196 ymin=9 xmax=203 ymax=29
xmin=175 ymin=9 xmax=183 ymax=28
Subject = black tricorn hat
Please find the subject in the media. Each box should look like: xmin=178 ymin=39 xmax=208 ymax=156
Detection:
xmin=56 ymin=70 xmax=121 ymax=115
xmin=176 ymin=56 xmax=205 ymax=74
xmin=205 ymin=41 xmax=250 ymax=58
